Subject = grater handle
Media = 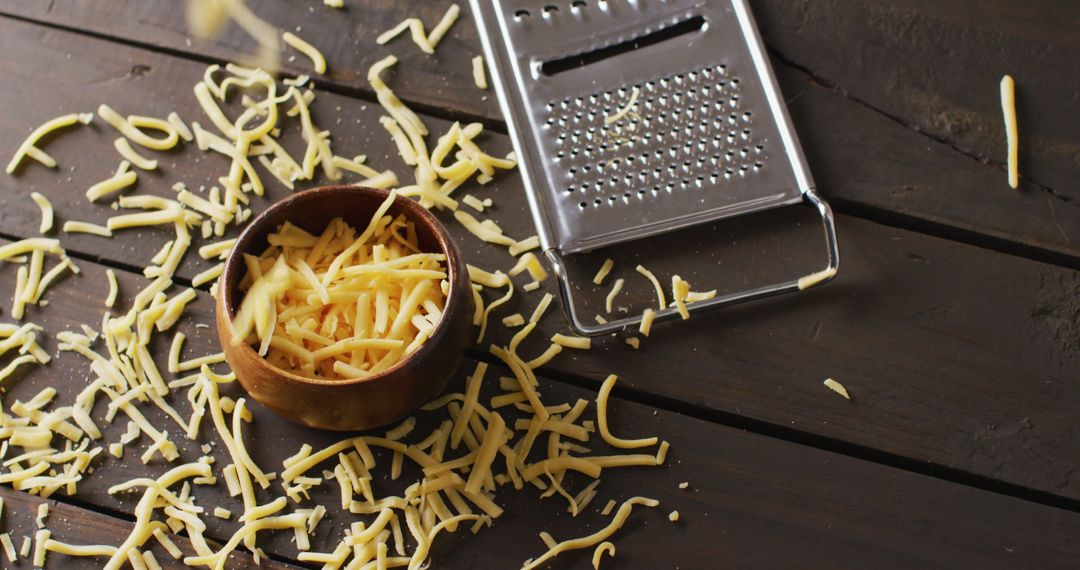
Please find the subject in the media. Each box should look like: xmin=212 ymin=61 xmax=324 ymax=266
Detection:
xmin=546 ymin=188 xmax=840 ymax=337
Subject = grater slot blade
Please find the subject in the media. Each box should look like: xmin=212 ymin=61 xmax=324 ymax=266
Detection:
xmin=540 ymin=15 xmax=706 ymax=76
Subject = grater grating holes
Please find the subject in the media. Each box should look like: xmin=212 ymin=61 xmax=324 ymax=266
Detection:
xmin=541 ymin=63 xmax=768 ymax=211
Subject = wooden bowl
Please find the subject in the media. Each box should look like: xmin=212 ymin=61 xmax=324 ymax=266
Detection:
xmin=215 ymin=185 xmax=473 ymax=431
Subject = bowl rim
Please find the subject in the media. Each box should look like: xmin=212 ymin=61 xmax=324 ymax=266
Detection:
xmin=217 ymin=184 xmax=467 ymax=388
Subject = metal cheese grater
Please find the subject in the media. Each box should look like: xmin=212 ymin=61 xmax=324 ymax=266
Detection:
xmin=471 ymin=0 xmax=840 ymax=336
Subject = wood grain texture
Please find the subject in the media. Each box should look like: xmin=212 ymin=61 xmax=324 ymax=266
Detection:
xmin=0 ymin=487 xmax=297 ymax=568
xmin=0 ymin=0 xmax=502 ymax=121
xmin=0 ymin=16 xmax=1079 ymax=505
xmin=4 ymin=0 xmax=1078 ymax=262
xmin=753 ymin=0 xmax=1080 ymax=209
xmin=1 ymin=246 xmax=1080 ymax=568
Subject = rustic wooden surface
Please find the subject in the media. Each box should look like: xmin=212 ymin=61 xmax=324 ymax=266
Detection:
xmin=0 ymin=0 xmax=1078 ymax=568
xmin=1 ymin=243 xmax=1079 ymax=568
xmin=5 ymin=0 xmax=1078 ymax=267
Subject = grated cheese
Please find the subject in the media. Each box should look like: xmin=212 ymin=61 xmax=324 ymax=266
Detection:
xmin=592 ymin=258 xmax=614 ymax=285
xmin=97 ymin=104 xmax=179 ymax=151
xmin=283 ymin=32 xmax=327 ymax=74
xmin=30 ymin=192 xmax=53 ymax=234
xmin=233 ymin=192 xmax=447 ymax=379
xmin=635 ymin=265 xmax=666 ymax=309
xmin=671 ymin=275 xmax=690 ymax=320
xmin=427 ymin=4 xmax=461 ymax=49
xmin=604 ymin=87 xmax=640 ymax=125
xmin=1000 ymin=74 xmax=1019 ymax=189
xmin=105 ymin=269 xmax=119 ymax=308
xmin=0 ymin=533 xmax=15 ymax=562
xmin=472 ymin=55 xmax=488 ymax=90
xmin=638 ymin=308 xmax=656 ymax=337
xmin=823 ymin=378 xmax=851 ymax=400
xmin=501 ymin=314 xmax=525 ymax=327
xmin=0 ymin=33 xmax=686 ymax=570
xmin=509 ymin=252 xmax=548 ymax=282
xmin=36 ymin=503 xmax=49 ymax=528
xmin=86 ymin=161 xmax=137 ymax=202
xmin=63 ymin=220 xmax=113 ymax=237
xmin=6 ymin=112 xmax=93 ymax=174
xmin=113 ymin=138 xmax=158 ymax=170
xmin=668 ymin=510 xmax=680 ymax=522
xmin=592 ymin=541 xmax=615 ymax=569
xmin=377 ymin=19 xmax=435 ymax=54
xmin=797 ymin=267 xmax=837 ymax=290
xmin=604 ymin=278 xmax=624 ymax=314
xmin=508 ymin=236 xmax=540 ymax=257
xmin=524 ymin=497 xmax=658 ymax=569
xmin=551 ymin=333 xmax=590 ymax=350
xmin=597 ymin=375 xmax=658 ymax=449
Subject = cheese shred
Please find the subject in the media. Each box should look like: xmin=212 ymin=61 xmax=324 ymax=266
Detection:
xmin=283 ymin=32 xmax=327 ymax=74
xmin=1000 ymin=74 xmax=1019 ymax=189
xmin=6 ymin=113 xmax=93 ymax=174
xmin=472 ymin=56 xmax=488 ymax=90
xmin=30 ymin=192 xmax=54 ymax=233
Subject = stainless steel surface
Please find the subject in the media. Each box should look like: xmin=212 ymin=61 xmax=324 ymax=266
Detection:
xmin=547 ymin=188 xmax=840 ymax=336
xmin=472 ymin=0 xmax=839 ymax=335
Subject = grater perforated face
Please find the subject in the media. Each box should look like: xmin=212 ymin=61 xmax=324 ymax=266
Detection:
xmin=472 ymin=0 xmax=815 ymax=254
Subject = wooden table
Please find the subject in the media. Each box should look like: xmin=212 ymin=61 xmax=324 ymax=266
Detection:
xmin=0 ymin=1 xmax=1078 ymax=567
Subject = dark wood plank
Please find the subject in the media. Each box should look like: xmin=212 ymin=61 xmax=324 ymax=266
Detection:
xmin=2 ymin=16 xmax=1080 ymax=506
xmin=3 ymin=249 xmax=1080 ymax=569
xmin=0 ymin=0 xmax=502 ymax=121
xmin=0 ymin=487 xmax=295 ymax=568
xmin=753 ymin=0 xmax=1080 ymax=204
xmin=5 ymin=0 xmax=1078 ymax=264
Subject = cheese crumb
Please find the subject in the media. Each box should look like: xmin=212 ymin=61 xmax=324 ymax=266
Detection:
xmin=472 ymin=55 xmax=488 ymax=90
xmin=823 ymin=378 xmax=851 ymax=400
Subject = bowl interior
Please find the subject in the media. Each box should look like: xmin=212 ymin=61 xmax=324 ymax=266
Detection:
xmin=219 ymin=185 xmax=462 ymax=385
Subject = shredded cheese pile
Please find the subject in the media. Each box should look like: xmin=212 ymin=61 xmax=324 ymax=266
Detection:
xmin=232 ymin=192 xmax=448 ymax=379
